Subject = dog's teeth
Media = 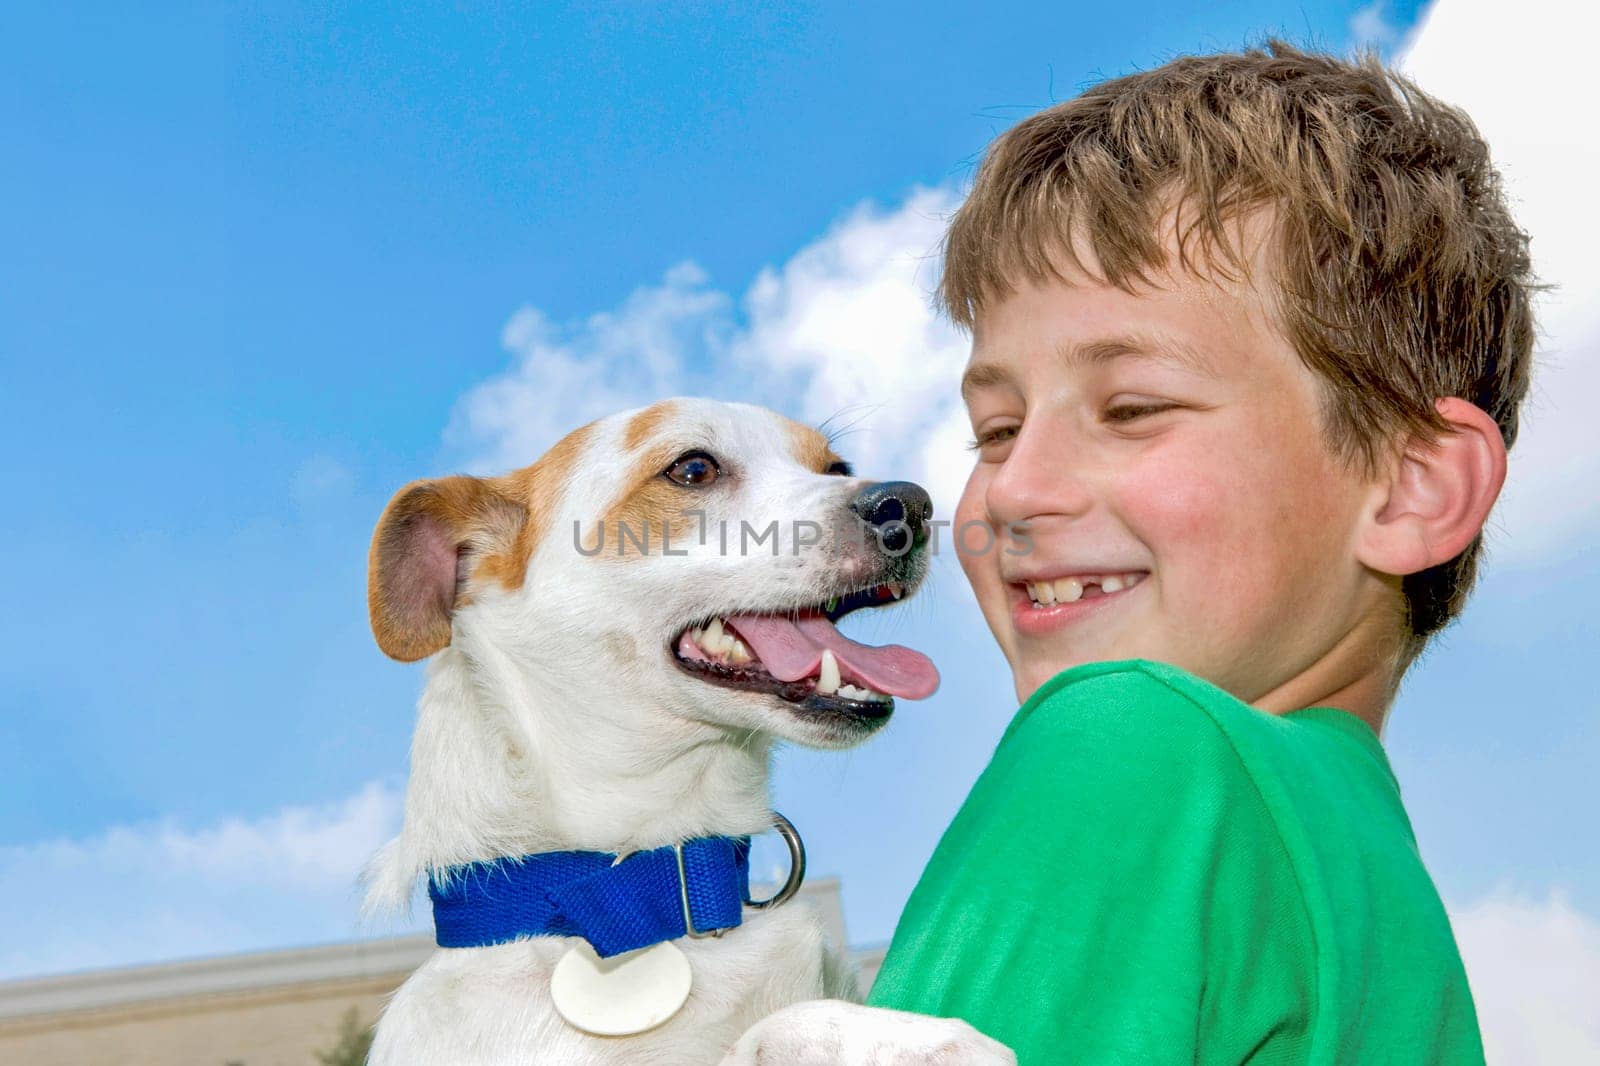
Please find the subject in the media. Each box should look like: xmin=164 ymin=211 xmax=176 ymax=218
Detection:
xmin=888 ymin=583 xmax=903 ymax=600
xmin=837 ymin=681 xmax=890 ymax=703
xmin=816 ymin=649 xmax=841 ymax=696
xmin=729 ymin=638 xmax=752 ymax=663
xmin=704 ymin=617 xmax=739 ymax=655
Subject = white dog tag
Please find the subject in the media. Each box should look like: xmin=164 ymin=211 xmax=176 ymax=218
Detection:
xmin=550 ymin=940 xmax=692 ymax=1036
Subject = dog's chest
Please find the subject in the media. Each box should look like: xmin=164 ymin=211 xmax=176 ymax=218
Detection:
xmin=371 ymin=905 xmax=838 ymax=1065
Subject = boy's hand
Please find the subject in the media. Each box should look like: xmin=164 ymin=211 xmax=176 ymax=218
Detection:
xmin=720 ymin=1000 xmax=1017 ymax=1065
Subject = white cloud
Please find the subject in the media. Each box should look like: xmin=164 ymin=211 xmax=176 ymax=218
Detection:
xmin=1349 ymin=1 xmax=1400 ymax=51
xmin=448 ymin=261 xmax=735 ymax=476
xmin=0 ymin=782 xmax=408 ymax=979
xmin=1400 ymin=0 xmax=1600 ymax=562
xmin=1451 ymin=891 xmax=1600 ymax=1064
xmin=731 ymin=187 xmax=972 ymax=508
xmin=448 ymin=187 xmax=976 ymax=517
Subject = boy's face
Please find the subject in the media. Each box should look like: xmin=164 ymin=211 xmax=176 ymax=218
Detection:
xmin=957 ymin=243 xmax=1391 ymax=707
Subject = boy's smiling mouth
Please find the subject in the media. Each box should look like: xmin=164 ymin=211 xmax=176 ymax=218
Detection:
xmin=1006 ymin=571 xmax=1151 ymax=636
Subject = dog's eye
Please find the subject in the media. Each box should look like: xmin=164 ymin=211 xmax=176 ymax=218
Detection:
xmin=826 ymin=460 xmax=853 ymax=477
xmin=663 ymin=450 xmax=721 ymax=487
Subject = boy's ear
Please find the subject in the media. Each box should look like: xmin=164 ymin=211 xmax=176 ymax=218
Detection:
xmin=1355 ymin=397 xmax=1508 ymax=577
xmin=367 ymin=476 xmax=528 ymax=662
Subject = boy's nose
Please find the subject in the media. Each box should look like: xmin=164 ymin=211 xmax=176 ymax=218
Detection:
xmin=849 ymin=480 xmax=933 ymax=554
xmin=983 ymin=424 xmax=1093 ymax=529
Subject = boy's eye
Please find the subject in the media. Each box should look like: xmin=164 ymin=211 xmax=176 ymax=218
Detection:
xmin=966 ymin=424 xmax=1020 ymax=451
xmin=1104 ymin=402 xmax=1177 ymax=423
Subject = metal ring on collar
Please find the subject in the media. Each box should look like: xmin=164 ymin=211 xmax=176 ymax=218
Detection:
xmin=675 ymin=839 xmax=726 ymax=940
xmin=744 ymin=811 xmax=806 ymax=911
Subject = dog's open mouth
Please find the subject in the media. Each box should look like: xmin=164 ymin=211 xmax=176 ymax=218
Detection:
xmin=670 ymin=583 xmax=940 ymax=721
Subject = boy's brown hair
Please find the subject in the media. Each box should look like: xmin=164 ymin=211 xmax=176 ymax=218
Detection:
xmin=941 ymin=39 xmax=1536 ymax=668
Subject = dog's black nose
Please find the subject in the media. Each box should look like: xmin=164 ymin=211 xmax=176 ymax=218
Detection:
xmin=849 ymin=480 xmax=933 ymax=555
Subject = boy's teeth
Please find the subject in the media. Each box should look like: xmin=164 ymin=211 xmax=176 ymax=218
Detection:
xmin=1025 ymin=573 xmax=1145 ymax=605
xmin=816 ymin=649 xmax=841 ymax=696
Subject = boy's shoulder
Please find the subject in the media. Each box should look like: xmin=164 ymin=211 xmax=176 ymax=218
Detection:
xmin=1015 ymin=655 xmax=1318 ymax=729
xmin=1005 ymin=657 xmax=1381 ymax=779
xmin=873 ymin=659 xmax=1484 ymax=1061
xmin=1005 ymin=658 xmax=1480 ymax=1053
xmin=1002 ymin=657 xmax=1410 ymax=855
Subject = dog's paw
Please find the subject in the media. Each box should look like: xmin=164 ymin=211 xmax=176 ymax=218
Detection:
xmin=720 ymin=1000 xmax=1016 ymax=1066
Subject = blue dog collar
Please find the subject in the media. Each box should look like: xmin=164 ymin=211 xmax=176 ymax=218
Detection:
xmin=429 ymin=820 xmax=799 ymax=959
xmin=430 ymin=835 xmax=751 ymax=958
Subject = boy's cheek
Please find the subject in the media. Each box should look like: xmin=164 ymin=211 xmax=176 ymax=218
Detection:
xmin=952 ymin=469 xmax=993 ymax=558
xmin=1115 ymin=458 xmax=1230 ymax=545
xmin=952 ymin=475 xmax=1003 ymax=597
xmin=1115 ymin=465 xmax=1290 ymax=638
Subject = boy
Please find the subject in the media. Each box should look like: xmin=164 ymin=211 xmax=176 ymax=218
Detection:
xmin=725 ymin=40 xmax=1532 ymax=1064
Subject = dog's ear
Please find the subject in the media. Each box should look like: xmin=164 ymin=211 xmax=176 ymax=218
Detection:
xmin=367 ymin=476 xmax=528 ymax=662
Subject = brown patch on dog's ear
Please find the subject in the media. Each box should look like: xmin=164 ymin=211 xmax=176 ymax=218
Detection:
xmin=786 ymin=419 xmax=847 ymax=474
xmin=485 ymin=420 xmax=596 ymax=588
xmin=623 ymin=399 xmax=678 ymax=451
xmin=370 ymin=422 xmax=599 ymax=661
xmin=367 ymin=476 xmax=527 ymax=662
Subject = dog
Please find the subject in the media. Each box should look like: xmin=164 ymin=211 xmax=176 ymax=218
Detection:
xmin=362 ymin=396 xmax=955 ymax=1064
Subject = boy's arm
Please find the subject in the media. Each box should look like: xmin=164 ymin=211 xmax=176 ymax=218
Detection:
xmin=864 ymin=665 xmax=1316 ymax=1063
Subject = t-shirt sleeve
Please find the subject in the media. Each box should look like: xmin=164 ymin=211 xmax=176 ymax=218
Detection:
xmin=867 ymin=666 xmax=1317 ymax=1064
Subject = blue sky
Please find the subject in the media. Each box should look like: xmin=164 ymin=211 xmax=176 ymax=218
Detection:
xmin=4 ymin=2 xmax=1597 ymax=1056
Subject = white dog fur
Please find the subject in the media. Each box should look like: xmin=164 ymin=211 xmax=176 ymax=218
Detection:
xmin=361 ymin=397 xmax=1004 ymax=1065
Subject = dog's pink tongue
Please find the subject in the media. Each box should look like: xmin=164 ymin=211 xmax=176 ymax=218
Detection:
xmin=724 ymin=614 xmax=940 ymax=700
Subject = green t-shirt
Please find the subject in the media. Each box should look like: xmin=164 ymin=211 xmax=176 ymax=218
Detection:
xmin=867 ymin=659 xmax=1482 ymax=1064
